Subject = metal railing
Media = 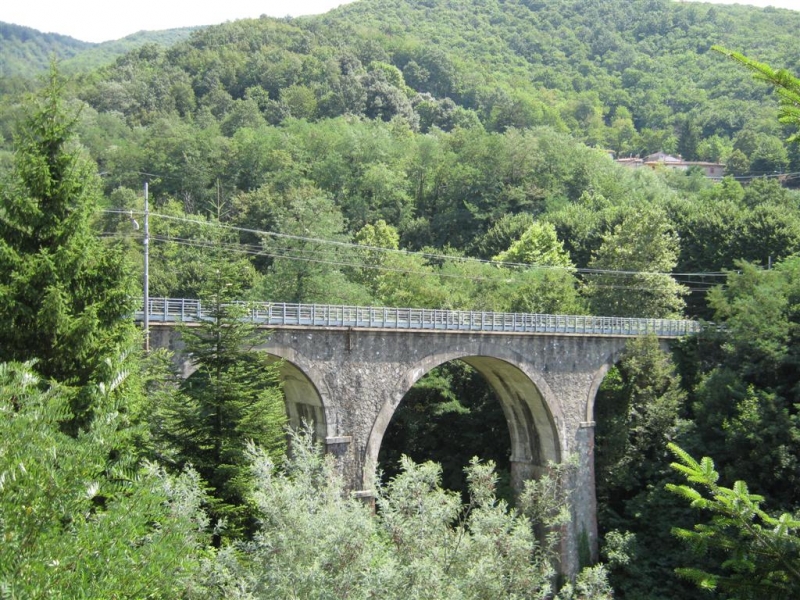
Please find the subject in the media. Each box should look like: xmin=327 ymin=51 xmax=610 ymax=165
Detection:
xmin=136 ymin=298 xmax=702 ymax=338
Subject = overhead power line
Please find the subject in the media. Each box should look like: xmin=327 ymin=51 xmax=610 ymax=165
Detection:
xmin=103 ymin=209 xmax=731 ymax=281
xmin=146 ymin=235 xmax=718 ymax=294
xmin=100 ymin=230 xmax=722 ymax=294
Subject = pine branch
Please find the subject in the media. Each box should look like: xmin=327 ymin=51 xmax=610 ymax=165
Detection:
xmin=713 ymin=45 xmax=800 ymax=143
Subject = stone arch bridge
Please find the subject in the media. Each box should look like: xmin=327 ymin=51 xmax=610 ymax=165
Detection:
xmin=143 ymin=298 xmax=699 ymax=574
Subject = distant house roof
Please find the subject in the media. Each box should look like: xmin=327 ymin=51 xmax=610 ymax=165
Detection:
xmin=645 ymin=152 xmax=683 ymax=163
xmin=615 ymin=152 xmax=725 ymax=179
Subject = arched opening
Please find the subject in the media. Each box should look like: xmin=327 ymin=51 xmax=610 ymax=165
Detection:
xmin=178 ymin=352 xmax=329 ymax=443
xmin=267 ymin=357 xmax=328 ymax=442
xmin=589 ymin=336 xmax=685 ymax=595
xmin=378 ymin=359 xmax=513 ymax=499
xmin=375 ymin=354 xmax=560 ymax=502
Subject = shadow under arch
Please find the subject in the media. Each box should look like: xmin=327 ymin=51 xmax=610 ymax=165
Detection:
xmin=252 ymin=343 xmax=333 ymax=443
xmin=173 ymin=339 xmax=331 ymax=450
xmin=585 ymin=338 xmax=668 ymax=424
xmin=364 ymin=347 xmax=565 ymax=495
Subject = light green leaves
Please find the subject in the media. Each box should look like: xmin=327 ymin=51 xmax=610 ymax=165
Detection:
xmin=208 ymin=427 xmax=609 ymax=599
xmin=666 ymin=442 xmax=800 ymax=599
xmin=0 ymin=361 xmax=210 ymax=599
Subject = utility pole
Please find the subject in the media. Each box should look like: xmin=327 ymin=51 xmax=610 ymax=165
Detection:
xmin=144 ymin=181 xmax=150 ymax=352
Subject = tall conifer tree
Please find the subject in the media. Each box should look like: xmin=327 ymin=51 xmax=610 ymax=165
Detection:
xmin=0 ymin=66 xmax=138 ymax=425
xmin=159 ymin=263 xmax=287 ymax=542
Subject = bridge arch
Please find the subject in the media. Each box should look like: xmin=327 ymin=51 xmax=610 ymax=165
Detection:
xmin=255 ymin=342 xmax=334 ymax=442
xmin=585 ymin=363 xmax=614 ymax=425
xmin=169 ymin=344 xmax=335 ymax=440
xmin=363 ymin=345 xmax=564 ymax=494
xmin=175 ymin=342 xmax=332 ymax=442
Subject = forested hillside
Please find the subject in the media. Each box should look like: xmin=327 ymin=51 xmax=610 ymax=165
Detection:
xmin=320 ymin=0 xmax=800 ymax=155
xmin=0 ymin=22 xmax=90 ymax=76
xmin=0 ymin=21 xmax=195 ymax=79
xmin=2 ymin=0 xmax=800 ymax=597
xmin=52 ymin=0 xmax=800 ymax=163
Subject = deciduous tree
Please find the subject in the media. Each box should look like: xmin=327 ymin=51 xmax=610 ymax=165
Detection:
xmin=0 ymin=361 xmax=210 ymax=598
xmin=585 ymin=209 xmax=688 ymax=318
xmin=206 ymin=426 xmax=613 ymax=599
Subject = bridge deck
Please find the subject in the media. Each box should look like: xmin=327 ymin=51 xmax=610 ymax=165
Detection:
xmin=136 ymin=298 xmax=700 ymax=338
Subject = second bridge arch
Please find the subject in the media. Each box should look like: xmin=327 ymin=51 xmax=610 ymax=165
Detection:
xmin=364 ymin=350 xmax=564 ymax=498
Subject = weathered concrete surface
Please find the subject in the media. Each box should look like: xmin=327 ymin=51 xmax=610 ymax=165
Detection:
xmin=150 ymin=324 xmax=632 ymax=576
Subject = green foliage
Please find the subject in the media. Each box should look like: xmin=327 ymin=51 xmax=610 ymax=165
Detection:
xmin=10 ymin=55 xmax=793 ymax=322
xmin=708 ymin=261 xmax=791 ymax=373
xmin=0 ymin=21 xmax=194 ymax=77
xmin=714 ymin=46 xmax=800 ymax=143
xmin=558 ymin=566 xmax=615 ymax=600
xmin=6 ymin=24 xmax=800 ymax=599
xmin=3 ymin=0 xmax=790 ymax=190
xmin=0 ymin=67 xmax=139 ymax=428
xmin=585 ymin=208 xmax=688 ymax=318
xmin=350 ymin=219 xmax=401 ymax=296
xmin=379 ymin=361 xmax=513 ymax=501
xmin=472 ymin=212 xmax=536 ymax=259
xmin=251 ymin=184 xmax=372 ymax=305
xmin=149 ymin=199 xmax=258 ymax=299
xmin=489 ymin=221 xmax=584 ymax=315
xmin=595 ymin=336 xmax=686 ymax=498
xmin=0 ymin=23 xmax=90 ymax=76
xmin=667 ymin=443 xmax=800 ymax=599
xmin=493 ymin=221 xmax=573 ymax=268
xmin=501 ymin=267 xmax=587 ymax=315
xmin=208 ymin=430 xmax=394 ymax=598
xmin=0 ymin=361 xmax=210 ymax=598
xmin=157 ymin=268 xmax=287 ymax=541
xmin=2 ymin=1 xmax=799 ymax=192
xmin=593 ymin=336 xmax=698 ymax=599
xmin=612 ymin=254 xmax=800 ymax=599
xmin=689 ymin=257 xmax=800 ymax=506
xmin=206 ymin=426 xmax=611 ymax=599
